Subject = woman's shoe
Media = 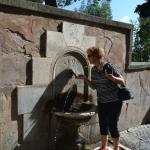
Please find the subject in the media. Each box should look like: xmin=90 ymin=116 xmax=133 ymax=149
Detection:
xmin=99 ymin=147 xmax=108 ymax=150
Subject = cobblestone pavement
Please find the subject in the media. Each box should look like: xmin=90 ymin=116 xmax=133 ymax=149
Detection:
xmin=87 ymin=124 xmax=150 ymax=150
xmin=120 ymin=124 xmax=150 ymax=150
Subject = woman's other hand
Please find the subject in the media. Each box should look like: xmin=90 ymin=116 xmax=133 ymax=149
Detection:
xmin=105 ymin=70 xmax=124 ymax=85
xmin=105 ymin=70 xmax=114 ymax=80
xmin=77 ymin=74 xmax=94 ymax=88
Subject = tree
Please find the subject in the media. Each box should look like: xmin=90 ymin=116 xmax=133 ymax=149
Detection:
xmin=98 ymin=0 xmax=112 ymax=19
xmin=27 ymin=0 xmax=81 ymax=7
xmin=134 ymin=0 xmax=150 ymax=18
xmin=27 ymin=0 xmax=108 ymax=8
xmin=45 ymin=0 xmax=57 ymax=7
xmin=78 ymin=0 xmax=112 ymax=19
xmin=57 ymin=0 xmax=79 ymax=7
xmin=132 ymin=1 xmax=150 ymax=62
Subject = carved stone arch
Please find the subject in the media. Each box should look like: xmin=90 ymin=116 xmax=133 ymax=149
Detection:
xmin=51 ymin=46 xmax=90 ymax=79
xmin=50 ymin=46 xmax=90 ymax=100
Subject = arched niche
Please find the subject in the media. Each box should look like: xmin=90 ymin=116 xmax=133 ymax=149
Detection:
xmin=51 ymin=48 xmax=90 ymax=111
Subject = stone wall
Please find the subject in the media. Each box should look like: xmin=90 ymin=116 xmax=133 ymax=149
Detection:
xmin=0 ymin=0 xmax=150 ymax=150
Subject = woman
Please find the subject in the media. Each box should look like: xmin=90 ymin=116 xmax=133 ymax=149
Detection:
xmin=77 ymin=46 xmax=124 ymax=150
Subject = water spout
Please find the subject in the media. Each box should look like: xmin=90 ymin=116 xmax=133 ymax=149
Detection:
xmin=63 ymin=84 xmax=77 ymax=112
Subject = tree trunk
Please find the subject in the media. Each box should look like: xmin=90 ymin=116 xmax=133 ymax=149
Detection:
xmin=45 ymin=0 xmax=57 ymax=7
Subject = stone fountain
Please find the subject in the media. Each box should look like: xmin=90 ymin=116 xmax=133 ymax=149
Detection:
xmin=50 ymin=52 xmax=97 ymax=150
xmin=17 ymin=22 xmax=97 ymax=150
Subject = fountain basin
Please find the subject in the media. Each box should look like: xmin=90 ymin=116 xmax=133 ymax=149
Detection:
xmin=52 ymin=110 xmax=96 ymax=150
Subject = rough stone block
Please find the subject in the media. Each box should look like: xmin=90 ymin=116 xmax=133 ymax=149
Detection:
xmin=0 ymin=55 xmax=30 ymax=86
xmin=46 ymin=31 xmax=66 ymax=58
xmin=0 ymin=121 xmax=18 ymax=150
xmin=63 ymin=22 xmax=85 ymax=47
xmin=81 ymin=36 xmax=96 ymax=51
xmin=32 ymin=57 xmax=53 ymax=85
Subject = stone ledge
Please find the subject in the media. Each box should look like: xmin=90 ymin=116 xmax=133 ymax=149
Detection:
xmin=17 ymin=85 xmax=53 ymax=115
xmin=0 ymin=0 xmax=133 ymax=30
xmin=127 ymin=62 xmax=150 ymax=71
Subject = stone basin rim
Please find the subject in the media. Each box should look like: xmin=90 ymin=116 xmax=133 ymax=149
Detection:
xmin=54 ymin=111 xmax=96 ymax=119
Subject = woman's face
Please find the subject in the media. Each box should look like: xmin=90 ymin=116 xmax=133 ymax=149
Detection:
xmin=87 ymin=54 xmax=99 ymax=65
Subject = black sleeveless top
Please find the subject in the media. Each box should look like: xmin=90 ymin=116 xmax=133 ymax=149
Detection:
xmin=91 ymin=63 xmax=120 ymax=103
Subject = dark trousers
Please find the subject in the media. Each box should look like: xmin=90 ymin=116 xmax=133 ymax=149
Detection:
xmin=98 ymin=101 xmax=123 ymax=138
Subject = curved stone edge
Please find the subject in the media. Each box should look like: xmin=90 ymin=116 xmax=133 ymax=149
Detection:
xmin=54 ymin=112 xmax=96 ymax=118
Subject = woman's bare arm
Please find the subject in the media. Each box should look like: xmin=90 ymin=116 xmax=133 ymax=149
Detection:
xmin=76 ymin=75 xmax=93 ymax=88
xmin=105 ymin=72 xmax=125 ymax=85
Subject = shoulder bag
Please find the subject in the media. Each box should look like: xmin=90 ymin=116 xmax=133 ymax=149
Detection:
xmin=118 ymin=84 xmax=134 ymax=101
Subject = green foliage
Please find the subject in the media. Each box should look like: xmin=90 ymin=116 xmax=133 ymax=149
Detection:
xmin=57 ymin=0 xmax=109 ymax=7
xmin=27 ymin=0 xmax=80 ymax=7
xmin=98 ymin=0 xmax=112 ymax=19
xmin=78 ymin=0 xmax=112 ymax=20
xmin=132 ymin=18 xmax=150 ymax=62
xmin=58 ymin=0 xmax=79 ymax=7
xmin=56 ymin=0 xmax=109 ymax=7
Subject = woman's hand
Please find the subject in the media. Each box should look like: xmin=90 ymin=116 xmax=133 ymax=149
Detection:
xmin=105 ymin=70 xmax=114 ymax=80
xmin=76 ymin=74 xmax=87 ymax=80
xmin=76 ymin=74 xmax=93 ymax=88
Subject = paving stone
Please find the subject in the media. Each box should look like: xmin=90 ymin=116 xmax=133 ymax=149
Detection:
xmin=120 ymin=124 xmax=150 ymax=150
